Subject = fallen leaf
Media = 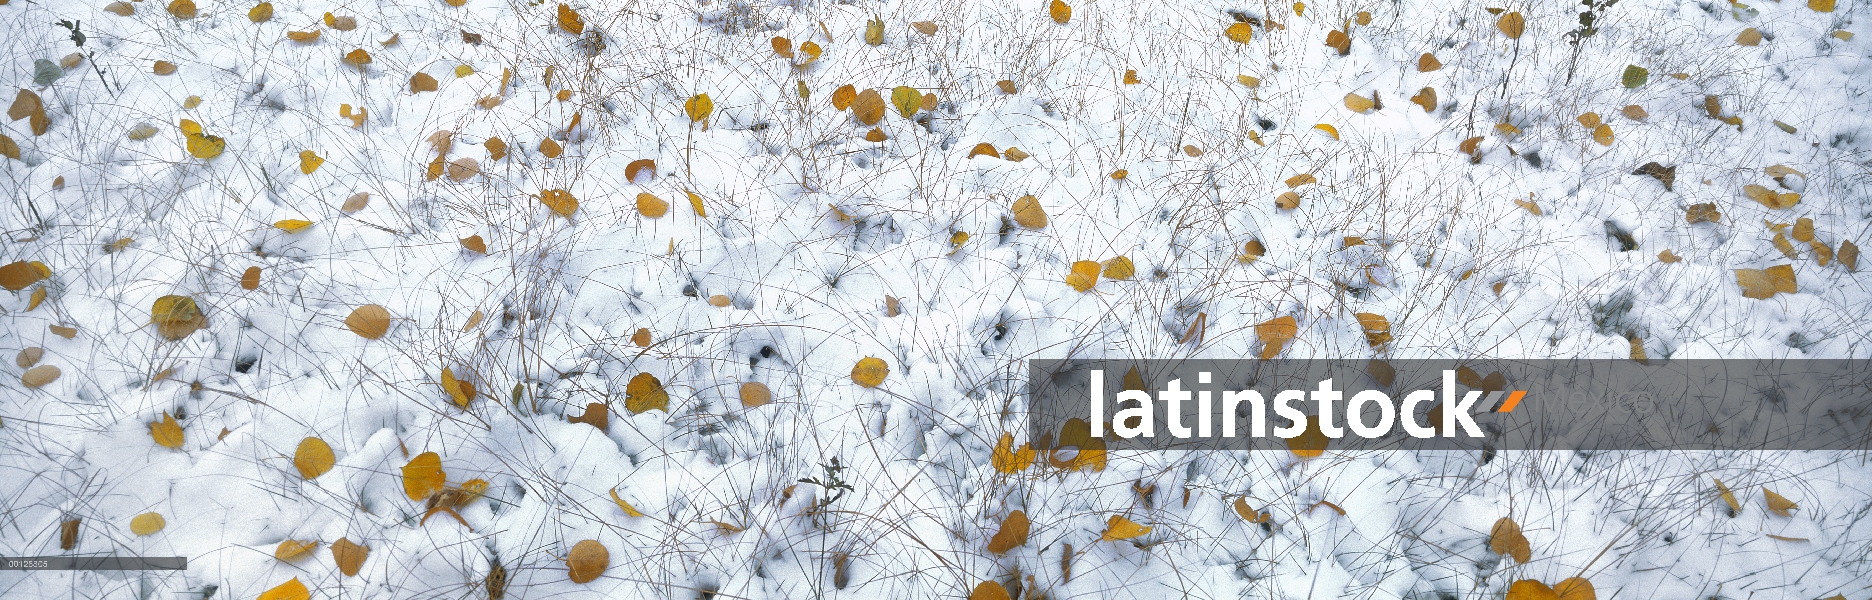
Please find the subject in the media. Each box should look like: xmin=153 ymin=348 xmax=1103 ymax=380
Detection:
xmin=342 ymin=192 xmax=370 ymax=213
xmin=912 ymin=21 xmax=938 ymax=35
xmin=1344 ymin=93 xmax=1375 ymax=112
xmin=1234 ymin=497 xmax=1271 ymax=523
xmin=411 ymin=72 xmax=438 ymax=92
xmin=21 ymin=365 xmax=60 ymax=389
xmin=1506 ymin=579 xmax=1558 ymax=600
xmin=970 ymin=581 xmax=1012 ymax=600
xmin=126 ymin=512 xmax=164 ymax=536
xmin=1225 ymin=22 xmax=1253 ymax=43
xmin=1011 ymin=195 xmax=1047 ymax=228
xmin=739 ymin=382 xmax=772 ymax=408
xmin=1764 ymin=488 xmax=1799 ymax=516
xmin=1066 ymin=260 xmax=1101 ymax=292
xmin=636 ymin=192 xmax=670 ymax=218
xmin=1634 ymin=162 xmax=1676 ymax=191
xmin=1049 ymin=0 xmax=1071 ymax=24
xmin=557 ymin=3 xmax=586 ymax=34
xmin=987 ymin=510 xmax=1031 ymax=553
xmin=1622 ymin=65 xmax=1649 ymax=89
xmin=151 ymin=411 xmax=185 ymax=448
xmin=168 ymin=0 xmax=197 ymax=18
xmin=852 ymin=89 xmax=885 ymax=125
xmin=447 ymin=158 xmax=480 ymax=181
xmin=1313 ymin=123 xmax=1340 ymax=140
xmin=295 ymin=437 xmax=335 ymax=479
xmin=1490 ymin=517 xmax=1532 ymax=563
xmin=344 ymin=304 xmax=391 ymax=339
xmin=891 ymin=86 xmax=922 ymax=118
xmin=16 ymin=347 xmax=43 ymax=368
xmin=1286 ymin=416 xmax=1329 ymax=457
xmin=402 ymin=452 xmax=445 ymax=500
xmin=832 ymin=84 xmax=856 ymax=110
xmin=1002 ymin=147 xmax=1030 ymax=161
xmin=342 ymin=49 xmax=371 ymax=67
xmin=865 ymin=17 xmax=885 ymax=45
xmin=1276 ymin=191 xmax=1301 ymax=210
xmin=567 ymin=540 xmax=609 ymax=583
xmin=685 ymin=94 xmax=713 ymax=123
xmin=332 ymin=537 xmax=368 ymax=577
xmin=991 ymin=432 xmax=1035 ymax=473
xmin=1555 ymin=577 xmax=1596 ymax=600
xmin=106 ymin=2 xmax=135 ymax=15
xmin=151 ymin=295 xmax=207 ymax=340
xmin=1418 ymin=53 xmax=1442 ymax=71
xmin=1240 ymin=239 xmax=1267 ymax=263
xmin=625 ymin=372 xmax=669 ymax=413
xmin=1099 ymin=515 xmax=1152 ymax=541
xmin=625 ymin=159 xmax=655 ymax=183
xmin=1809 ymin=0 xmax=1834 ymax=12
xmin=1714 ymin=478 xmax=1741 ymax=514
xmin=1325 ymin=28 xmax=1351 ymax=55
xmin=1737 ymin=28 xmax=1763 ymax=46
xmin=1686 ymin=203 xmax=1720 ymax=224
xmin=258 ymin=578 xmax=310 ymax=600
xmin=274 ymin=540 xmax=318 ymax=561
xmin=608 ymin=487 xmax=646 ymax=517
xmin=852 ymin=357 xmax=889 ymax=388
xmin=1102 ymin=256 xmax=1136 ymax=280
xmin=1592 ymin=124 xmax=1614 ymax=145
xmin=1497 ymin=12 xmax=1525 ymax=38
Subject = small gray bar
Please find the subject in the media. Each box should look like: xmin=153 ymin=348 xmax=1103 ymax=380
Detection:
xmin=0 ymin=557 xmax=187 ymax=570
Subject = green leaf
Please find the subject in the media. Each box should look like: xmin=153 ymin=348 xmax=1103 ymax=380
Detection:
xmin=891 ymin=86 xmax=922 ymax=118
xmin=1622 ymin=65 xmax=1648 ymax=89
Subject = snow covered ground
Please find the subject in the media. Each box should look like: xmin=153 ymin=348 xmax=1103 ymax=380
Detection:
xmin=3 ymin=0 xmax=1870 ymax=597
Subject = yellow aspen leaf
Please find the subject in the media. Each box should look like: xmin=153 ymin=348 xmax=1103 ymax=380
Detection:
xmin=1764 ymin=489 xmax=1799 ymax=516
xmin=1313 ymin=123 xmax=1339 ymax=139
xmin=1773 ymin=232 xmax=1798 ymax=258
xmin=625 ymin=158 xmax=655 ymax=183
xmin=1809 ymin=0 xmax=1834 ymax=12
xmin=1355 ymin=312 xmax=1391 ymax=347
xmin=0 ymin=261 xmax=49 ymax=290
xmin=625 ymin=372 xmax=670 ymax=413
xmin=567 ymin=540 xmax=609 ymax=583
xmin=1011 ymin=195 xmax=1047 ymax=228
xmin=864 ymin=18 xmax=884 ymax=45
xmin=636 ymin=192 xmax=670 ymax=218
xmin=686 ymin=190 xmax=707 ymax=217
xmin=151 ymin=411 xmax=185 ymax=448
xmin=1275 ymin=191 xmax=1301 ymax=210
xmin=1123 ymin=69 xmax=1141 ymax=84
xmin=707 ymin=294 xmax=731 ymax=307
xmin=294 ymin=437 xmax=335 ymax=479
xmin=1737 ymin=28 xmax=1763 ymax=46
xmin=739 ymin=382 xmax=772 ymax=408
xmin=1515 ymin=197 xmax=1543 ymax=215
xmin=1497 ymin=12 xmax=1526 ymax=38
xmin=274 ymin=219 xmax=313 ymax=233
xmin=991 ymin=433 xmax=1035 ymax=473
xmin=1240 ymin=239 xmax=1267 ymax=263
xmin=968 ymin=142 xmax=1000 ymax=159
xmin=440 ymin=367 xmax=473 ymax=407
xmin=1356 ymin=10 xmax=1372 ymax=24
xmin=28 ymin=286 xmax=46 ymax=311
xmin=1623 ymin=104 xmax=1648 ymax=120
xmin=1418 ymin=53 xmax=1442 ymax=71
xmin=1110 ymin=169 xmax=1128 ymax=179
xmin=1049 ymin=0 xmax=1071 ymax=24
xmin=0 ymin=134 xmax=18 ymax=160
xmin=1592 ymin=124 xmax=1614 ymax=145
xmin=186 ymin=132 xmax=226 ymax=159
xmin=851 ymin=357 xmax=889 ymax=388
xmin=1495 ymin=122 xmax=1523 ymax=137
xmin=1286 ymin=173 xmax=1317 ymax=188
xmin=1225 ymin=23 xmax=1253 ymax=44
xmin=1657 ymin=249 xmax=1681 ymax=263
xmin=150 ymin=294 xmax=207 ymax=340
xmin=274 ymin=540 xmax=319 ymax=561
xmin=970 ymin=582 xmax=1012 ymax=600
xmin=1099 ymin=515 xmax=1152 ymax=541
xmin=402 ymin=451 xmax=445 ymax=500
xmin=1066 ymin=260 xmax=1101 ymax=292
xmin=1735 ymin=264 xmax=1797 ymax=299
xmin=912 ymin=21 xmax=938 ymax=35
xmin=540 ymin=189 xmax=578 ymax=217
xmin=485 ymin=137 xmax=507 ymax=161
xmin=852 ymin=89 xmax=885 ymax=125
xmin=344 ymin=304 xmax=390 ymax=339
xmin=1490 ymin=517 xmax=1533 ymax=563
xmin=685 ymin=94 xmax=713 ymax=123
xmin=342 ymin=49 xmax=371 ymax=67
xmin=609 ymin=487 xmax=646 ymax=517
xmin=130 ymin=513 xmax=165 ymax=536
xmin=20 ymin=365 xmax=57 ymax=389
xmin=1555 ymin=577 xmax=1596 ymax=600
xmin=1003 ymin=147 xmax=1030 ymax=161
xmin=1050 ymin=417 xmax=1107 ymax=471
xmin=258 ymin=578 xmax=310 ymax=600
xmin=539 ymin=137 xmax=563 ymax=158
xmin=797 ymin=41 xmax=822 ymax=65
xmin=331 ymin=537 xmax=368 ymax=577
xmin=1714 ymin=478 xmax=1741 ymax=514
xmin=1344 ymin=93 xmax=1375 ymax=112
xmin=891 ymin=86 xmax=922 ymax=118
xmin=249 ymin=2 xmax=273 ymax=22
xmin=987 ymin=510 xmax=1030 ymax=553
xmin=1293 ymin=2 xmax=1305 ymax=15
xmin=1102 ymin=256 xmax=1135 ymax=280
xmin=1287 ymin=416 xmax=1329 ymax=457
xmin=1236 ymin=74 xmax=1260 ymax=87
xmin=1506 ymin=580 xmax=1559 ymax=600
xmin=1577 ymin=112 xmax=1602 ymax=129
xmin=168 ymin=0 xmax=197 ymax=19
xmin=1325 ymin=29 xmax=1351 ymax=55
xmin=410 ymin=72 xmax=438 ymax=92
xmin=864 ymin=128 xmax=887 ymax=142
xmin=298 ymin=150 xmax=323 ymax=174
xmin=831 ymin=84 xmax=856 ymax=110
xmin=771 ymin=36 xmax=793 ymax=58
xmin=557 ymin=3 xmax=586 ymax=34
xmin=287 ymin=30 xmax=321 ymax=43
xmin=1234 ymin=497 xmax=1271 ymax=523
xmin=949 ymin=231 xmax=970 ymax=253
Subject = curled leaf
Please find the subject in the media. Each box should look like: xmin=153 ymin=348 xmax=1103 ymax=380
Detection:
xmin=1099 ymin=515 xmax=1152 ymax=541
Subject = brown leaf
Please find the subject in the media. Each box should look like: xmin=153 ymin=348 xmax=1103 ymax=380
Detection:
xmin=460 ymin=235 xmax=487 ymax=254
xmin=1621 ymin=104 xmax=1648 ymax=120
xmin=567 ymin=539 xmax=609 ymax=583
xmin=446 ymin=158 xmax=480 ymax=181
xmin=274 ymin=540 xmax=319 ymax=561
xmin=539 ymin=138 xmax=563 ymax=158
xmin=1325 ymin=29 xmax=1351 ymax=55
xmin=1685 ymin=203 xmax=1720 ymax=224
xmin=986 ymin=510 xmax=1030 ymax=554
xmin=1011 ymin=195 xmax=1047 ymax=229
xmin=996 ymin=80 xmax=1017 ymax=94
xmin=168 ymin=0 xmax=197 ymax=18
xmin=341 ymin=192 xmax=370 ymax=213
xmin=1418 ymin=53 xmax=1442 ymax=71
xmin=1555 ymin=577 xmax=1596 ymax=600
xmin=21 ymin=364 xmax=60 ymax=389
xmin=1737 ymin=28 xmax=1763 ymax=46
xmin=631 ymin=328 xmax=652 ymax=347
xmin=1497 ymin=11 xmax=1526 ymax=38
xmin=60 ymin=518 xmax=80 ymax=550
xmin=1735 ymin=264 xmax=1797 ymax=299
xmin=411 ymin=72 xmax=439 ymax=93
xmin=739 ymin=382 xmax=772 ymax=408
xmin=852 ymin=89 xmax=885 ymax=125
xmin=912 ymin=21 xmax=938 ymax=35
xmin=105 ymin=1 xmax=135 ymax=15
xmin=1658 ymin=249 xmax=1682 ymax=263
xmin=1764 ymin=488 xmax=1799 ymax=516
xmin=485 ymin=137 xmax=507 ymax=161
xmin=971 ymin=581 xmax=1012 ymax=600
xmin=332 ymin=538 xmax=369 ymax=577
xmin=556 ymin=3 xmax=586 ymax=34
xmin=16 ymin=347 xmax=43 ymax=368
xmin=1840 ymin=240 xmax=1858 ymax=271
xmin=345 ymin=304 xmax=391 ymax=339
xmin=1411 ymin=87 xmax=1437 ymax=113
xmin=568 ymin=402 xmax=609 ymax=432
xmin=1489 ymin=517 xmax=1532 ymax=563
xmin=625 ymin=159 xmax=655 ymax=183
xmin=831 ymin=84 xmax=856 ymax=110
xmin=1275 ymin=191 xmax=1301 ymax=210
xmin=1634 ymin=162 xmax=1676 ymax=191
